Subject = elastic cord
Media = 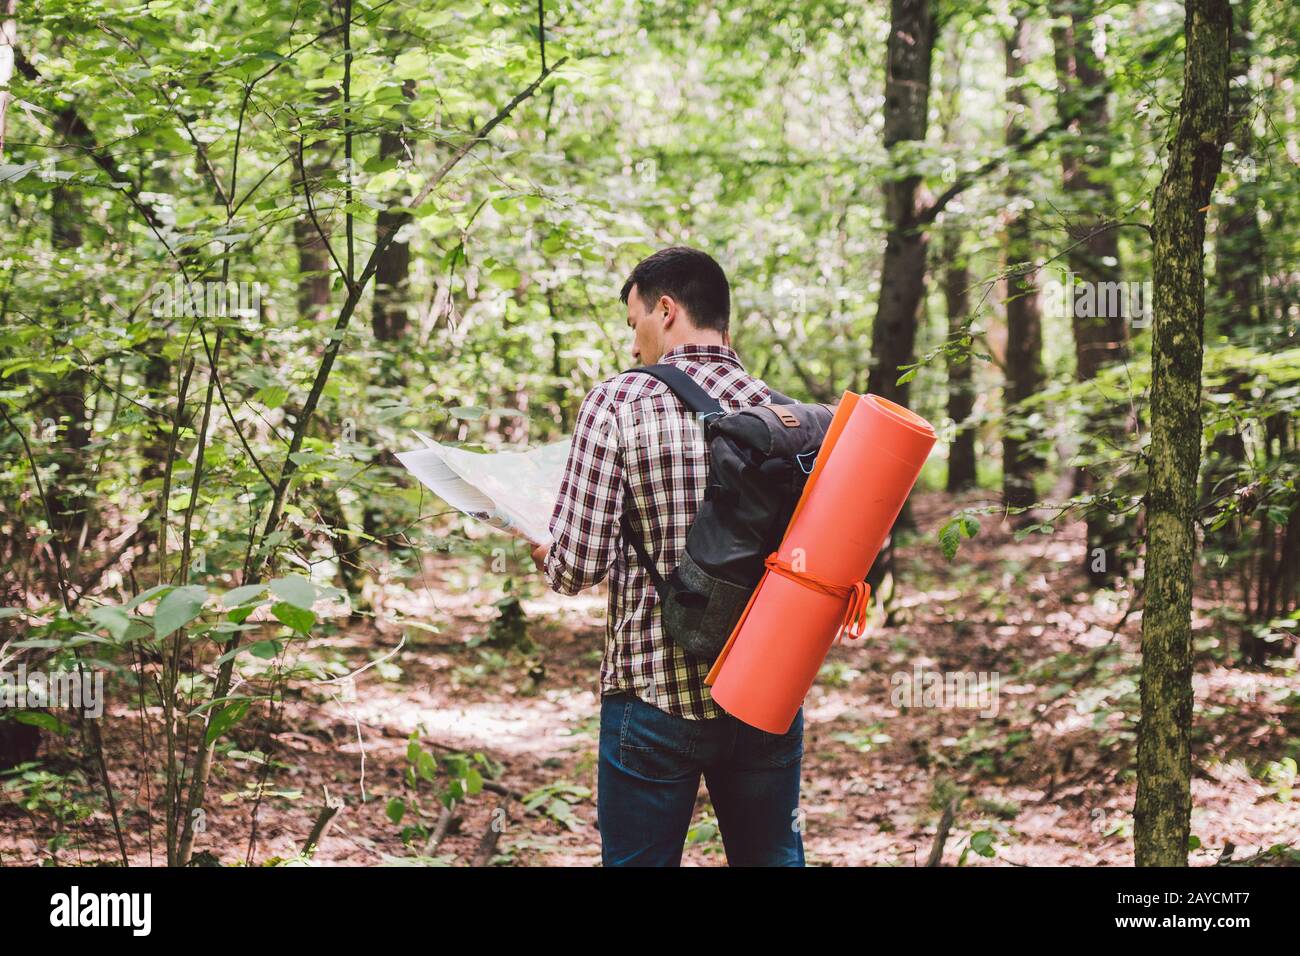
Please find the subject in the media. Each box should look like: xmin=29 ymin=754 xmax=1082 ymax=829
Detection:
xmin=763 ymin=553 xmax=871 ymax=640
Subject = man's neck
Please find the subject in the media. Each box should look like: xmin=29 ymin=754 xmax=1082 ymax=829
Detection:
xmin=663 ymin=332 xmax=727 ymax=353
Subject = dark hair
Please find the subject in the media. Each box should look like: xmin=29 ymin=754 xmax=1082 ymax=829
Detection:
xmin=619 ymin=246 xmax=730 ymax=333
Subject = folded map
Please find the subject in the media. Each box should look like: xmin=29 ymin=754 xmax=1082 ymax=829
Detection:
xmin=395 ymin=431 xmax=571 ymax=545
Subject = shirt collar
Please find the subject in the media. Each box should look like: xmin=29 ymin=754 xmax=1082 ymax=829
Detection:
xmin=659 ymin=343 xmax=745 ymax=370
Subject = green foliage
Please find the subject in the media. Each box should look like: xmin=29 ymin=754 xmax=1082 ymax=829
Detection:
xmin=1 ymin=0 xmax=1297 ymax=868
xmin=1 ymin=764 xmax=98 ymax=858
xmin=521 ymin=782 xmax=590 ymax=832
xmin=938 ymin=512 xmax=981 ymax=561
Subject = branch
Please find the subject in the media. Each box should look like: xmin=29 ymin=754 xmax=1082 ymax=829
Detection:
xmin=14 ymin=48 xmax=167 ymax=232
xmin=406 ymin=57 xmax=567 ymax=212
xmin=916 ymin=119 xmax=1070 ymax=230
xmin=537 ymin=0 xmax=547 ymax=74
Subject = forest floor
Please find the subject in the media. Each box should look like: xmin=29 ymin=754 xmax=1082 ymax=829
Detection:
xmin=3 ymin=491 xmax=1298 ymax=867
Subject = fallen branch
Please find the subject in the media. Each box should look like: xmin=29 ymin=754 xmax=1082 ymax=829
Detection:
xmin=472 ymin=799 xmax=507 ymax=867
xmin=301 ymin=802 xmax=342 ymax=858
xmin=925 ymin=796 xmax=960 ymax=867
xmin=423 ymin=803 xmax=456 ymax=856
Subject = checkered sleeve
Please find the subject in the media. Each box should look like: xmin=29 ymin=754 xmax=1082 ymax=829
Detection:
xmin=543 ymin=381 xmax=624 ymax=596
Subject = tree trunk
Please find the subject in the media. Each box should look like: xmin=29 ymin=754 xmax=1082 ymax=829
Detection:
xmin=292 ymin=138 xmax=361 ymax=593
xmin=866 ymin=0 xmax=935 ymax=532
xmin=1052 ymin=0 xmax=1134 ymax=582
xmin=0 ymin=0 xmax=15 ymax=158
xmin=942 ymin=229 xmax=977 ymax=492
xmin=1134 ymin=0 xmax=1230 ymax=868
xmin=1001 ymin=13 xmax=1045 ymax=519
xmin=1211 ymin=0 xmax=1262 ymax=341
xmin=866 ymin=0 xmax=935 ymax=413
xmin=293 ymin=144 xmax=333 ymax=325
xmin=363 ymin=78 xmax=416 ymax=555
xmin=371 ymin=79 xmax=416 ymax=352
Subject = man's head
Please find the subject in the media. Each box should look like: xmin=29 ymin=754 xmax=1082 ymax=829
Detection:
xmin=620 ymin=246 xmax=731 ymax=364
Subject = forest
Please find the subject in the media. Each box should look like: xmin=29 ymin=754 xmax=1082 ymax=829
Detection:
xmin=0 ymin=0 xmax=1297 ymax=876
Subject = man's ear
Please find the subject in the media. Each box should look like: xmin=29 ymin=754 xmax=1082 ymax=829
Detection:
xmin=657 ymin=295 xmax=676 ymax=330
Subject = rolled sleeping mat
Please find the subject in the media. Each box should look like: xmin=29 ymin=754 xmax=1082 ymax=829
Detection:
xmin=705 ymin=391 xmax=937 ymax=734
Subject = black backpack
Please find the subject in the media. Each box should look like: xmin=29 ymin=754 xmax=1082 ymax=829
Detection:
xmin=619 ymin=364 xmax=835 ymax=665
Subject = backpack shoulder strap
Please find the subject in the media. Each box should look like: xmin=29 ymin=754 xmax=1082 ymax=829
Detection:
xmin=620 ymin=505 xmax=667 ymax=597
xmin=618 ymin=363 xmax=722 ymax=595
xmin=624 ymin=363 xmax=725 ymax=419
xmin=766 ymin=385 xmax=797 ymax=406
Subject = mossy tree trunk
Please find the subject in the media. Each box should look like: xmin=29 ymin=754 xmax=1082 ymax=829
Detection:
xmin=1135 ymin=0 xmax=1230 ymax=868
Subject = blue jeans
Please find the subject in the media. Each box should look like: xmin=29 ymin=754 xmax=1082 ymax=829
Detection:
xmin=597 ymin=691 xmax=805 ymax=867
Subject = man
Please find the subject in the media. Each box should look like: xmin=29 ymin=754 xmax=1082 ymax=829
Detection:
xmin=530 ymin=246 xmax=805 ymax=867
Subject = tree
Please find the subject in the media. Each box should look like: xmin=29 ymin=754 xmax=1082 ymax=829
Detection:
xmin=936 ymin=28 xmax=976 ymax=494
xmin=1002 ymin=11 xmax=1046 ymax=519
xmin=1134 ymin=0 xmax=1231 ymax=868
xmin=866 ymin=0 xmax=935 ymax=413
xmin=1052 ymin=0 xmax=1135 ymax=583
xmin=943 ymin=227 xmax=977 ymax=492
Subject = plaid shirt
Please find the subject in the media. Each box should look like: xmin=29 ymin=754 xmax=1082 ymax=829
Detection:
xmin=543 ymin=343 xmax=774 ymax=719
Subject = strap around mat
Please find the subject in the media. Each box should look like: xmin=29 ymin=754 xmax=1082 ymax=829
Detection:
xmin=763 ymin=552 xmax=872 ymax=640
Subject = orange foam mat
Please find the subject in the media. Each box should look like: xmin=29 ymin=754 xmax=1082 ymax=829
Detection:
xmin=705 ymin=391 xmax=937 ymax=733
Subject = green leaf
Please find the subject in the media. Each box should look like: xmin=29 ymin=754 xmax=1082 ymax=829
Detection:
xmin=939 ymin=519 xmax=962 ymax=561
xmin=938 ymin=512 xmax=981 ymax=561
xmin=270 ymin=575 xmax=317 ymax=610
xmin=12 ymin=710 xmax=72 ymax=735
xmin=227 ymin=605 xmax=258 ymax=625
xmin=271 ymin=601 xmax=315 ymax=633
xmin=88 ymin=605 xmax=131 ymax=641
xmin=416 ymin=750 xmax=437 ymax=783
xmin=969 ymin=830 xmax=996 ymax=858
xmin=487 ymin=267 xmax=521 ymax=288
xmin=248 ymin=639 xmax=282 ymax=659
xmin=386 ymin=798 xmax=406 ymax=825
xmin=464 ymin=768 xmax=483 ymax=795
xmin=221 ymin=584 xmax=267 ymax=607
xmin=0 ymin=162 xmax=40 ymax=184
xmin=154 ymin=585 xmax=209 ymax=639
xmin=393 ymin=50 xmax=431 ymax=79
xmin=205 ymin=699 xmax=251 ymax=746
xmin=124 ymin=583 xmax=173 ymax=611
xmin=256 ymin=385 xmax=288 ymax=409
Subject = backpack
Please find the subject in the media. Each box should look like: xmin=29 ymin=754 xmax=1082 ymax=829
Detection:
xmin=618 ymin=363 xmax=836 ymax=665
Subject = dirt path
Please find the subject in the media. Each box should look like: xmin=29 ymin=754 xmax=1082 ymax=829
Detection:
xmin=3 ymin=491 xmax=1296 ymax=866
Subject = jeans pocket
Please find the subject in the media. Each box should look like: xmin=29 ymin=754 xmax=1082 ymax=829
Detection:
xmin=618 ymin=695 xmax=698 ymax=782
xmin=754 ymin=708 xmax=804 ymax=769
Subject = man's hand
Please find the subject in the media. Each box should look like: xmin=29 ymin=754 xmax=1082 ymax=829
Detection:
xmin=530 ymin=541 xmax=550 ymax=574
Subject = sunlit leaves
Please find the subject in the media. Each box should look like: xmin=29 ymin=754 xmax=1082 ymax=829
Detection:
xmin=153 ymin=585 xmax=210 ymax=639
